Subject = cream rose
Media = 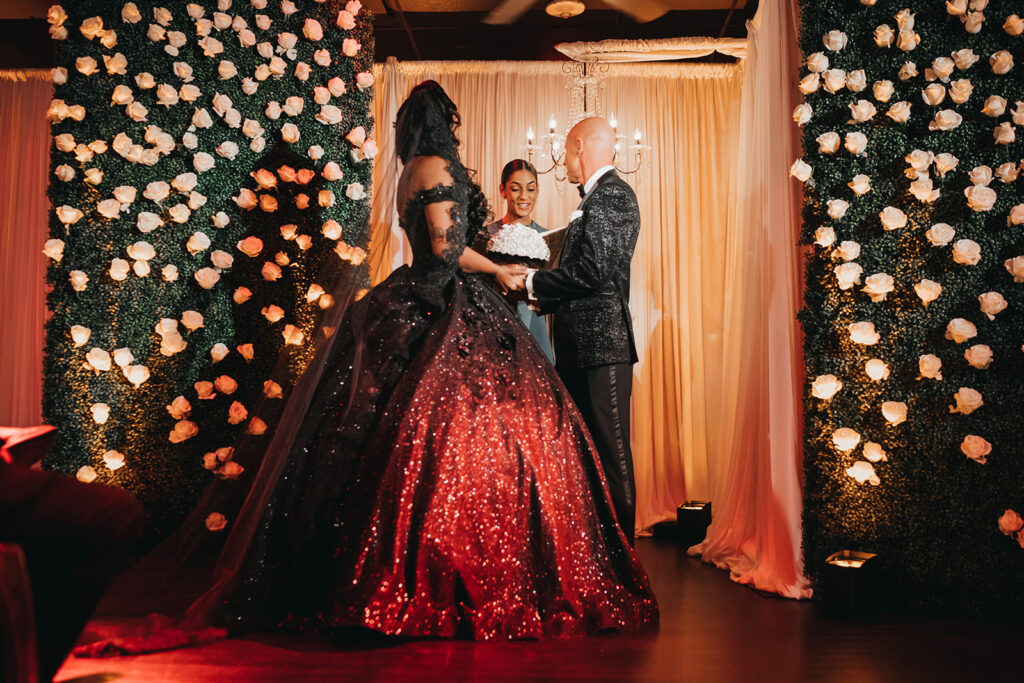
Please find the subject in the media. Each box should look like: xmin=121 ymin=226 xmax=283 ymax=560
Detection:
xmin=960 ymin=435 xmax=991 ymax=464
xmin=964 ymin=11 xmax=985 ymax=34
xmin=910 ymin=177 xmax=939 ymax=203
xmin=887 ymin=101 xmax=912 ymax=123
xmin=945 ymin=318 xmax=978 ymax=343
xmin=998 ymin=510 xmax=1024 ymax=535
xmin=193 ymin=267 xmax=219 ymax=290
xmin=822 ymin=68 xmax=846 ymax=93
xmin=950 ymin=387 xmax=983 ymax=414
xmin=995 ymin=163 xmax=1019 ymax=184
xmin=949 ymin=79 xmax=973 ymax=104
xmin=864 ymin=359 xmax=890 ymax=381
xmin=345 ymin=183 xmax=366 ymax=201
xmin=915 ymin=279 xmax=942 ymax=305
xmin=826 ymin=199 xmax=849 ymax=220
xmin=879 ymin=206 xmax=907 ymax=230
xmin=952 ymin=239 xmax=982 ymax=265
xmin=964 ymin=185 xmax=996 ymax=211
xmin=1006 ymin=14 xmax=1024 ymax=36
xmin=969 ymin=165 xmax=993 ymax=187
xmin=990 ymin=50 xmax=1014 ymax=75
xmin=925 ymin=223 xmax=955 ymax=247
xmin=978 ymin=292 xmax=1007 ymax=320
xmin=898 ymin=62 xmax=918 ymax=80
xmin=813 ymin=227 xmax=835 ymax=248
xmin=963 ymin=344 xmax=992 ymax=370
xmin=834 ymin=262 xmax=863 ymax=290
xmin=1005 ymin=256 xmax=1024 ymax=282
xmin=922 ymin=83 xmax=946 ymax=106
xmin=862 ymin=273 xmax=894 ymax=302
xmin=994 ymin=122 xmax=1016 ymax=146
xmin=846 ymin=69 xmax=867 ymax=92
xmin=806 ymin=52 xmax=828 ymax=73
xmin=316 ymin=105 xmax=343 ymax=125
xmin=932 ymin=56 xmax=955 ymax=82
xmin=849 ymin=321 xmax=880 ymax=345
xmin=881 ymin=401 xmax=907 ymax=425
xmin=844 ymin=131 xmax=869 ymax=156
xmin=836 ymin=241 xmax=860 ymax=261
xmin=873 ymin=80 xmax=894 ymax=102
xmin=918 ymin=354 xmax=943 ymax=380
xmin=281 ymin=123 xmax=300 ymax=144
xmin=929 ymin=109 xmax=963 ymax=131
xmin=874 ymin=24 xmax=894 ymax=48
xmin=848 ymin=174 xmax=871 ymax=196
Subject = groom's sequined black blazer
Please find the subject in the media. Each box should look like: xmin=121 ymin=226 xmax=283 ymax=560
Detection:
xmin=532 ymin=170 xmax=640 ymax=369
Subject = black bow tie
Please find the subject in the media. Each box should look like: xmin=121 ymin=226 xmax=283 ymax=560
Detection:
xmin=577 ymin=184 xmax=585 ymax=199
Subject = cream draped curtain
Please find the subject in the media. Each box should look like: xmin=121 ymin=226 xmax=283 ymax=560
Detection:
xmin=0 ymin=70 xmax=51 ymax=427
xmin=368 ymin=58 xmax=745 ymax=535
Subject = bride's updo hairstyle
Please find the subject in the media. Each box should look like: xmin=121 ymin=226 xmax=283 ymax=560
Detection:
xmin=394 ymin=80 xmax=490 ymax=234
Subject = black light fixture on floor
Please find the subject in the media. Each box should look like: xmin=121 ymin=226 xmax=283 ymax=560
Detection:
xmin=676 ymin=501 xmax=712 ymax=547
xmin=822 ymin=550 xmax=882 ymax=620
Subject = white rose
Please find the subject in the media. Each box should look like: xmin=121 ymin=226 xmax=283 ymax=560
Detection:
xmin=873 ymin=80 xmax=894 ymax=102
xmin=848 ymin=100 xmax=876 ymax=124
xmin=990 ymin=50 xmax=1014 ymax=75
xmin=879 ymin=206 xmax=907 ymax=230
xmin=1006 ymin=15 xmax=1024 ymax=36
xmin=816 ymin=131 xmax=840 ymax=154
xmin=314 ymin=49 xmax=331 ymax=67
xmin=922 ymin=83 xmax=946 ymax=106
xmin=945 ymin=318 xmax=978 ymax=343
xmin=919 ymin=354 xmax=943 ymax=379
xmin=933 ymin=153 xmax=959 ymax=177
xmin=345 ymin=183 xmax=366 ymax=201
xmin=55 ymin=134 xmax=76 ymax=153
xmin=964 ymin=11 xmax=985 ymax=34
xmin=929 ymin=109 xmax=962 ymax=131
xmin=210 ymin=250 xmax=233 ymax=270
xmin=168 ymin=204 xmax=190 ymax=224
xmin=862 ymin=273 xmax=894 ymax=302
xmin=925 ymin=223 xmax=955 ymax=247
xmin=216 ymin=141 xmax=239 ymax=160
xmin=186 ymin=232 xmax=211 ymax=255
xmin=952 ymin=239 xmax=982 ymax=266
xmin=994 ymin=122 xmax=1016 ymax=145
xmin=194 ymin=267 xmax=220 ymax=289
xmin=125 ymin=101 xmax=148 ymax=122
xmin=798 ymin=73 xmax=820 ymax=94
xmin=792 ymin=103 xmax=812 ymax=127
xmin=822 ymin=68 xmax=846 ymax=93
xmin=1004 ymin=256 xmax=1024 ymax=282
xmin=846 ymin=69 xmax=866 ymax=92
xmin=69 ymin=270 xmax=89 ymax=291
xmin=848 ymin=174 xmax=871 ymax=196
xmin=881 ymin=401 xmax=907 ymax=425
xmin=949 ymin=79 xmax=973 ymax=104
xmin=964 ymin=344 xmax=993 ymax=369
xmin=281 ymin=123 xmax=300 ymax=143
xmin=915 ymin=279 xmax=942 ymax=305
xmin=826 ymin=199 xmax=849 ymax=220
xmin=234 ymin=189 xmax=258 ymax=211
xmin=898 ymin=62 xmax=918 ymax=81
xmin=969 ymin=165 xmax=993 ymax=187
xmin=193 ymin=152 xmax=215 ymax=173
xmin=832 ymin=427 xmax=861 ymax=452
xmin=56 ymin=205 xmax=84 ymax=225
xmin=813 ymin=227 xmax=835 ymax=247
xmin=844 ymin=131 xmax=868 ymax=156
xmin=316 ymin=105 xmax=343 ymax=125
xmin=96 ymin=199 xmax=121 ymax=219
xmin=864 ymin=359 xmax=890 ymax=381
xmin=910 ymin=176 xmax=940 ymax=203
xmin=836 ymin=241 xmax=860 ymax=261
xmin=887 ymin=101 xmax=912 ymax=123
xmin=242 ymin=119 xmax=264 ymax=140
xmin=109 ymin=258 xmax=130 ymax=281
xmin=961 ymin=435 xmax=991 ymax=464
xmin=964 ymin=185 xmax=996 ymax=212
xmin=897 ymin=29 xmax=920 ymax=52
xmin=810 ymin=375 xmax=842 ymax=400
xmin=977 ymin=291 xmax=1007 ymax=320
xmin=1008 ymin=204 xmax=1024 ymax=226
xmin=85 ymin=347 xmax=112 ymax=373
xmin=218 ymin=60 xmax=237 ymax=80
xmin=932 ymin=57 xmax=955 ymax=82
xmin=996 ymin=163 xmax=1020 ymax=184
xmin=126 ymin=241 xmax=155 ymax=261
xmin=76 ymin=56 xmax=98 ymax=76
xmin=834 ymin=262 xmax=864 ymax=290
xmin=981 ymin=95 xmax=1007 ymax=117
xmin=321 ymin=219 xmax=343 ymax=240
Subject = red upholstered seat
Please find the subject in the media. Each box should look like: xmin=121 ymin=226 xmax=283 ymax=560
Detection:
xmin=0 ymin=543 xmax=37 ymax=683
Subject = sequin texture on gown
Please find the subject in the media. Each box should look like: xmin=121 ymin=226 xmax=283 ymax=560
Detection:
xmin=207 ymin=171 xmax=658 ymax=640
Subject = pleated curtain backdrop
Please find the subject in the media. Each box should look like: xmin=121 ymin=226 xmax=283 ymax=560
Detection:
xmin=0 ymin=70 xmax=51 ymax=427
xmin=368 ymin=58 xmax=745 ymax=535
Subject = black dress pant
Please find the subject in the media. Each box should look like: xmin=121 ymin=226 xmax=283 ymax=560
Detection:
xmin=558 ymin=363 xmax=636 ymax=544
xmin=0 ymin=464 xmax=145 ymax=682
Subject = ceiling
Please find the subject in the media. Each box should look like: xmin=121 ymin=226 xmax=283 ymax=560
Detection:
xmin=0 ymin=0 xmax=754 ymax=67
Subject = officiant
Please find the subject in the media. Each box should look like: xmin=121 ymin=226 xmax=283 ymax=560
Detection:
xmin=482 ymin=159 xmax=555 ymax=362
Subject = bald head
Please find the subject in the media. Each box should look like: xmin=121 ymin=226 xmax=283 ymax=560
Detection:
xmin=564 ymin=117 xmax=616 ymax=185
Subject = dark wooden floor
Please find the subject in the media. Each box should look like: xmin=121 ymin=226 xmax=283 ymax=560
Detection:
xmin=57 ymin=539 xmax=1019 ymax=682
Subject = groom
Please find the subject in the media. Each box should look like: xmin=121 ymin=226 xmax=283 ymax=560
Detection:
xmin=520 ymin=117 xmax=641 ymax=544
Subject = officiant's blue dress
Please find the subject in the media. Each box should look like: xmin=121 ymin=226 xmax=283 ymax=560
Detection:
xmin=484 ymin=219 xmax=555 ymax=363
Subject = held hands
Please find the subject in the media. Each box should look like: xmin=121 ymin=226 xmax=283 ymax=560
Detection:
xmin=496 ymin=264 xmax=529 ymax=294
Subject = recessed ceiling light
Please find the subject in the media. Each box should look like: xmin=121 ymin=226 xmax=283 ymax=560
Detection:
xmin=545 ymin=1 xmax=586 ymax=19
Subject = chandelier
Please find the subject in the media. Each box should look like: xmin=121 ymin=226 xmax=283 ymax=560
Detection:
xmin=522 ymin=59 xmax=650 ymax=185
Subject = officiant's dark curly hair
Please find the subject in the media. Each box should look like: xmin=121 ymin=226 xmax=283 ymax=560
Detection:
xmin=395 ymin=80 xmax=490 ymax=232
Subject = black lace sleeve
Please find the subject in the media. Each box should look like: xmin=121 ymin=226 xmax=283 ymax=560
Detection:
xmin=403 ymin=182 xmax=469 ymax=270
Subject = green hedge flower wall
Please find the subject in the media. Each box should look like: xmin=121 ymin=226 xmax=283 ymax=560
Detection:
xmin=797 ymin=0 xmax=1024 ymax=615
xmin=43 ymin=0 xmax=374 ymax=535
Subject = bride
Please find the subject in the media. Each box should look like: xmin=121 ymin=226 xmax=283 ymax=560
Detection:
xmin=80 ymin=80 xmax=657 ymax=651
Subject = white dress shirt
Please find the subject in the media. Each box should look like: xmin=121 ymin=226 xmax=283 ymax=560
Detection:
xmin=526 ymin=165 xmax=616 ymax=299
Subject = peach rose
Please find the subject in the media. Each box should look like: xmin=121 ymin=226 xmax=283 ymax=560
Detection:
xmin=950 ymin=387 xmax=983 ymax=415
xmin=964 ymin=185 xmax=996 ymax=212
xmin=945 ymin=318 xmax=978 ymax=343
xmin=918 ymin=354 xmax=943 ymax=380
xmin=925 ymin=223 xmax=955 ymax=247
xmin=960 ymin=435 xmax=991 ymax=464
xmin=952 ymin=239 xmax=981 ymax=265
xmin=1004 ymin=256 xmax=1024 ymax=282
xmin=873 ymin=80 xmax=894 ymax=102
xmin=834 ymin=262 xmax=863 ymax=290
xmin=998 ymin=510 xmax=1023 ymax=535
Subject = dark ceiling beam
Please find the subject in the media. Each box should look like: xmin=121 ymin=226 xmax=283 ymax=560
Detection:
xmin=718 ymin=0 xmax=741 ymax=38
xmin=386 ymin=0 xmax=424 ymax=60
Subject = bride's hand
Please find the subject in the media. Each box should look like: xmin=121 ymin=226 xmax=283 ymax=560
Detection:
xmin=496 ymin=266 xmax=526 ymax=294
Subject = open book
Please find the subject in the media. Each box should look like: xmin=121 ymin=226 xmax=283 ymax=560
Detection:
xmin=540 ymin=225 xmax=570 ymax=269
